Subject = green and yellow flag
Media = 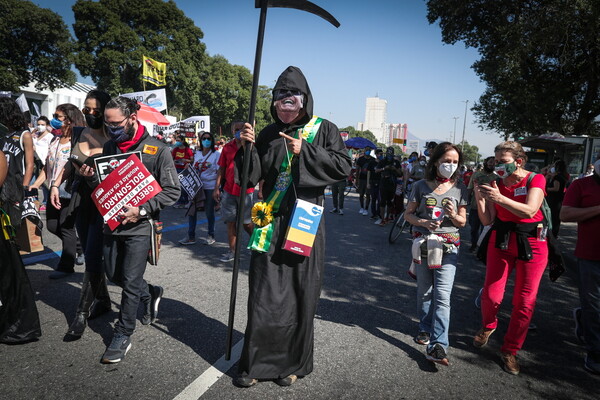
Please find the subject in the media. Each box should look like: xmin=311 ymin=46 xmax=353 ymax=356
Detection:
xmin=142 ymin=55 xmax=166 ymax=87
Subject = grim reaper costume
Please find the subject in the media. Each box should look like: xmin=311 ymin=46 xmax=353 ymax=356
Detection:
xmin=236 ymin=66 xmax=351 ymax=380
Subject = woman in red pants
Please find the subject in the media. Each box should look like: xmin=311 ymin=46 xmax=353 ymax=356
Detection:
xmin=473 ymin=141 xmax=548 ymax=375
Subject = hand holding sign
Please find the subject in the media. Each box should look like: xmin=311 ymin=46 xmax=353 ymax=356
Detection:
xmin=279 ymin=132 xmax=302 ymax=155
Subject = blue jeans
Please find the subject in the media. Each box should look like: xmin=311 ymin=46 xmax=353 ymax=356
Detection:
xmin=416 ymin=247 xmax=458 ymax=351
xmin=188 ymin=189 xmax=216 ymax=239
xmin=577 ymin=258 xmax=600 ymax=357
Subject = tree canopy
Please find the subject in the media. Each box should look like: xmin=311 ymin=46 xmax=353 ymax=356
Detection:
xmin=459 ymin=141 xmax=481 ymax=165
xmin=427 ymin=0 xmax=600 ymax=138
xmin=0 ymin=0 xmax=75 ymax=92
xmin=72 ymin=0 xmax=272 ymax=132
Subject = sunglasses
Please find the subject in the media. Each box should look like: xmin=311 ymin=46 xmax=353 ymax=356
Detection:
xmin=273 ymin=89 xmax=302 ymax=101
xmin=82 ymin=107 xmax=102 ymax=117
xmin=104 ymin=115 xmax=130 ymax=128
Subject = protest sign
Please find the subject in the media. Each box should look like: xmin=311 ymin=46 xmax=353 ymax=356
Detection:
xmin=120 ymin=89 xmax=167 ymax=112
xmin=178 ymin=166 xmax=203 ymax=198
xmin=94 ymin=152 xmax=142 ymax=182
xmin=92 ymin=154 xmax=162 ymax=231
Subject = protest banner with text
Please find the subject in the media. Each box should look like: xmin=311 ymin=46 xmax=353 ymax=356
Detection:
xmin=92 ymin=154 xmax=162 ymax=231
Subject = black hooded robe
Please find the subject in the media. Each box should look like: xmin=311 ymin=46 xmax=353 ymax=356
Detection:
xmin=237 ymin=66 xmax=351 ymax=379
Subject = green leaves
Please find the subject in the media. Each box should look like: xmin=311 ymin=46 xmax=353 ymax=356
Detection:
xmin=0 ymin=0 xmax=75 ymax=91
xmin=427 ymin=0 xmax=600 ymax=138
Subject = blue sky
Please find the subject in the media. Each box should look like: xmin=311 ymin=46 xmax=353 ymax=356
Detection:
xmin=33 ymin=0 xmax=500 ymax=156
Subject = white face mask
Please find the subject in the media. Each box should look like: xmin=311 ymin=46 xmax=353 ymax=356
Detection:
xmin=37 ymin=125 xmax=46 ymax=132
xmin=550 ymin=167 xmax=556 ymax=174
xmin=438 ymin=162 xmax=457 ymax=179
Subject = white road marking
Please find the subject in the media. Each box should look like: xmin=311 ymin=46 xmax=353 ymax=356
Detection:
xmin=173 ymin=339 xmax=244 ymax=400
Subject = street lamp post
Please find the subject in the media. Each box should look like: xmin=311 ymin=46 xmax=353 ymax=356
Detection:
xmin=452 ymin=116 xmax=459 ymax=144
xmin=461 ymin=100 xmax=468 ymax=152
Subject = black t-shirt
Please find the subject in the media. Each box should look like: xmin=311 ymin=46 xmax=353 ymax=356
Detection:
xmin=356 ymin=156 xmax=371 ymax=179
xmin=547 ymin=174 xmax=567 ymax=204
xmin=367 ymin=158 xmax=381 ymax=183
xmin=377 ymin=157 xmax=401 ymax=188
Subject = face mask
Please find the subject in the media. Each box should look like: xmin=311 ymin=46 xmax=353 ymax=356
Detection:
xmin=234 ymin=130 xmax=241 ymax=140
xmin=107 ymin=123 xmax=133 ymax=143
xmin=50 ymin=118 xmax=63 ymax=130
xmin=438 ymin=163 xmax=457 ymax=179
xmin=483 ymin=164 xmax=494 ymax=173
xmin=274 ymin=93 xmax=304 ymax=124
xmin=37 ymin=125 xmax=47 ymax=133
xmin=85 ymin=113 xmax=103 ymax=129
xmin=202 ymin=139 xmax=212 ymax=148
xmin=550 ymin=167 xmax=556 ymax=174
xmin=174 ymin=141 xmax=182 ymax=147
xmin=494 ymin=162 xmax=517 ymax=178
xmin=408 ymin=157 xmax=416 ymax=163
xmin=419 ymin=160 xmax=426 ymax=166
xmin=386 ymin=154 xmax=393 ymax=160
xmin=594 ymin=159 xmax=600 ymax=177
xmin=365 ymin=150 xmax=371 ymax=156
xmin=377 ymin=154 xmax=383 ymax=160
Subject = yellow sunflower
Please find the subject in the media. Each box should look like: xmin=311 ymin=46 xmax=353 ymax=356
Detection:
xmin=251 ymin=201 xmax=273 ymax=227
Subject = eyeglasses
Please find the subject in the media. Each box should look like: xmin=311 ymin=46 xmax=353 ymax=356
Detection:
xmin=53 ymin=113 xmax=66 ymax=120
xmin=104 ymin=115 xmax=129 ymax=128
xmin=82 ymin=107 xmax=102 ymax=117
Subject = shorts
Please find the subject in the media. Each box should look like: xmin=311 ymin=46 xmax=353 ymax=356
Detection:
xmin=221 ymin=191 xmax=253 ymax=224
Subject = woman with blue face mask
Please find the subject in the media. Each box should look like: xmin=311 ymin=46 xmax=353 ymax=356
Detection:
xmin=179 ymin=132 xmax=221 ymax=245
xmin=30 ymin=104 xmax=85 ymax=279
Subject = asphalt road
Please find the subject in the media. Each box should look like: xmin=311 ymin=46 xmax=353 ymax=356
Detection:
xmin=1 ymin=192 xmax=598 ymax=400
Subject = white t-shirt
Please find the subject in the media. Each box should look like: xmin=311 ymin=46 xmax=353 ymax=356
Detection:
xmin=33 ymin=132 xmax=53 ymax=165
xmin=191 ymin=149 xmax=221 ymax=190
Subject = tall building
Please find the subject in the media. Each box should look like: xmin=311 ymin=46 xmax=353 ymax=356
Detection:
xmin=357 ymin=96 xmax=387 ymax=144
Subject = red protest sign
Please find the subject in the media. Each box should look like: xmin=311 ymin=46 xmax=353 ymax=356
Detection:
xmin=92 ymin=154 xmax=162 ymax=231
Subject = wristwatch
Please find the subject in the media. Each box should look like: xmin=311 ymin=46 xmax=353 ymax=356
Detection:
xmin=139 ymin=206 xmax=148 ymax=218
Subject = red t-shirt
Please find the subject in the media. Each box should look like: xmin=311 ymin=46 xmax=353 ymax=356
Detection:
xmin=172 ymin=146 xmax=193 ymax=170
xmin=463 ymin=170 xmax=473 ymax=186
xmin=562 ymin=176 xmax=600 ymax=260
xmin=495 ymin=172 xmax=546 ymax=223
xmin=218 ymin=140 xmax=254 ymax=196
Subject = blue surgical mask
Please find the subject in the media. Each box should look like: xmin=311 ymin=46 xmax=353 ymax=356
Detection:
xmin=408 ymin=157 xmax=416 ymax=162
xmin=234 ymin=130 xmax=241 ymax=140
xmin=174 ymin=141 xmax=182 ymax=147
xmin=202 ymin=139 xmax=212 ymax=148
xmin=107 ymin=125 xmax=130 ymax=143
xmin=365 ymin=150 xmax=371 ymax=156
xmin=50 ymin=118 xmax=63 ymax=130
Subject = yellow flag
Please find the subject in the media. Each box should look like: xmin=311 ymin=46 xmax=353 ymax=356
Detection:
xmin=142 ymin=55 xmax=166 ymax=87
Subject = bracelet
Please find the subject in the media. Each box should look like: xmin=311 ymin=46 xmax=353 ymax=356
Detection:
xmin=51 ymin=185 xmax=59 ymax=188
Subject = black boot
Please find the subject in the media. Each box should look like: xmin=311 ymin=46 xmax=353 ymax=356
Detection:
xmin=65 ymin=272 xmax=94 ymax=340
xmin=88 ymin=272 xmax=112 ymax=320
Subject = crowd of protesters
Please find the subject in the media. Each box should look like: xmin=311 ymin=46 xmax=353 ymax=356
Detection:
xmin=1 ymin=84 xmax=599 ymax=385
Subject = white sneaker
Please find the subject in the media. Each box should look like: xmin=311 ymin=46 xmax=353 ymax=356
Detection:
xmin=362 ymin=209 xmax=369 ymax=216
xmin=338 ymin=209 xmax=344 ymax=215
xmin=374 ymin=218 xmax=382 ymax=225
xmin=359 ymin=208 xmax=365 ymax=214
xmin=219 ymin=251 xmax=234 ymax=262
xmin=329 ymin=208 xmax=338 ymax=214
xmin=205 ymin=235 xmax=215 ymax=245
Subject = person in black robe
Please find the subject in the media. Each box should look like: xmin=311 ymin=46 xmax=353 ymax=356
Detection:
xmin=235 ymin=66 xmax=351 ymax=387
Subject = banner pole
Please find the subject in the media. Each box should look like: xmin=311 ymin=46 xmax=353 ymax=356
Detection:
xmin=225 ymin=0 xmax=268 ymax=361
